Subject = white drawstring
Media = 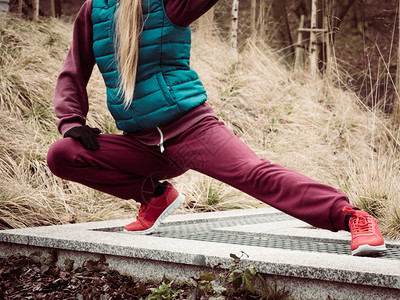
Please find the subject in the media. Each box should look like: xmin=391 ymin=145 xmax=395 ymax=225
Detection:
xmin=156 ymin=127 xmax=165 ymax=153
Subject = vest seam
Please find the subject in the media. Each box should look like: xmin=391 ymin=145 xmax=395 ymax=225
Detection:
xmin=159 ymin=11 xmax=169 ymax=105
xmin=93 ymin=35 xmax=113 ymax=42
xmin=167 ymin=78 xmax=203 ymax=88
xmin=141 ymin=41 xmax=190 ymax=48
xmin=100 ymin=66 xmax=118 ymax=75
xmin=135 ymin=103 xmax=180 ymax=118
xmin=94 ymin=54 xmax=115 ymax=62
xmin=93 ymin=19 xmax=112 ymax=25
xmin=159 ymin=7 xmax=182 ymax=113
xmin=108 ymin=88 xmax=160 ymax=100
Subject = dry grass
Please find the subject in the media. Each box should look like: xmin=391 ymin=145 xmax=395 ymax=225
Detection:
xmin=0 ymin=14 xmax=133 ymax=229
xmin=1 ymin=13 xmax=400 ymax=239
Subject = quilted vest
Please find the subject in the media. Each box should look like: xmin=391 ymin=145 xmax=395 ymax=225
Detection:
xmin=92 ymin=0 xmax=207 ymax=132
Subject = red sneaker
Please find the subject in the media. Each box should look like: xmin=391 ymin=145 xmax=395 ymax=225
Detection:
xmin=124 ymin=182 xmax=185 ymax=234
xmin=343 ymin=206 xmax=386 ymax=256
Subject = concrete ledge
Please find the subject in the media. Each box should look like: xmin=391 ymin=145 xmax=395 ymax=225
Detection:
xmin=1 ymin=207 xmax=400 ymax=299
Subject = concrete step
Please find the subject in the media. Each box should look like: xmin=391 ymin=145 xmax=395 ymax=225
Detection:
xmin=1 ymin=207 xmax=400 ymax=299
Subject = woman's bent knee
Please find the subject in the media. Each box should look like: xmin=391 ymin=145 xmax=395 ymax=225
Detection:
xmin=47 ymin=138 xmax=78 ymax=177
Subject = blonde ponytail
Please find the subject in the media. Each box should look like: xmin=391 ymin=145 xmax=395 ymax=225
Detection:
xmin=115 ymin=0 xmax=142 ymax=108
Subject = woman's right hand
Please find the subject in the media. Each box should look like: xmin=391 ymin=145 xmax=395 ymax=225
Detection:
xmin=64 ymin=125 xmax=101 ymax=151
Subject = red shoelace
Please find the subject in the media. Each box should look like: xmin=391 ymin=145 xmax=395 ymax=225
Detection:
xmin=343 ymin=207 xmax=373 ymax=235
xmin=351 ymin=215 xmax=373 ymax=234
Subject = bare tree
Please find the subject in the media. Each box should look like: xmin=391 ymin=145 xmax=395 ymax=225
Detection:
xmin=293 ymin=0 xmax=356 ymax=41
xmin=231 ymin=0 xmax=239 ymax=51
xmin=32 ymin=0 xmax=38 ymax=21
xmin=271 ymin=0 xmax=295 ymax=63
xmin=18 ymin=0 xmax=23 ymax=15
xmin=290 ymin=0 xmax=356 ymax=73
xmin=50 ymin=0 xmax=55 ymax=17
xmin=309 ymin=0 xmax=318 ymax=76
xmin=251 ymin=0 xmax=257 ymax=37
xmin=394 ymin=0 xmax=400 ymax=122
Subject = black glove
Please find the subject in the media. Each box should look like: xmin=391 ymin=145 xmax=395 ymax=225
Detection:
xmin=64 ymin=125 xmax=101 ymax=151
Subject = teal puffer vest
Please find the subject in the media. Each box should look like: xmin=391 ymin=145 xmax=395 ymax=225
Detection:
xmin=92 ymin=0 xmax=207 ymax=132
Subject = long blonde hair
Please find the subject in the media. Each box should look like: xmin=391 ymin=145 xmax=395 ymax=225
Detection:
xmin=115 ymin=0 xmax=143 ymax=108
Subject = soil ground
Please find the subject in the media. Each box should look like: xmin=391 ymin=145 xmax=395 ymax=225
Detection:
xmin=0 ymin=254 xmax=155 ymax=299
xmin=0 ymin=254 xmax=287 ymax=299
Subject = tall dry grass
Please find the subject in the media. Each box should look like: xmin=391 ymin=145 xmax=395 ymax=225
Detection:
xmin=0 ymin=14 xmax=135 ymax=229
xmin=1 ymin=13 xmax=400 ymax=239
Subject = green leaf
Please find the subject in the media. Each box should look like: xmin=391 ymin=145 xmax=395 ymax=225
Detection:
xmin=248 ymin=265 xmax=257 ymax=276
xmin=227 ymin=269 xmax=242 ymax=283
xmin=242 ymin=272 xmax=255 ymax=293
xmin=232 ymin=276 xmax=242 ymax=290
xmin=257 ymin=273 xmax=268 ymax=285
xmin=198 ymin=281 xmax=211 ymax=292
xmin=230 ymin=253 xmax=240 ymax=261
xmin=199 ymin=272 xmax=216 ymax=282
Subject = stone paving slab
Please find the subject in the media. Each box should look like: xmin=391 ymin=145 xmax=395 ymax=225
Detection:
xmin=1 ymin=207 xmax=400 ymax=299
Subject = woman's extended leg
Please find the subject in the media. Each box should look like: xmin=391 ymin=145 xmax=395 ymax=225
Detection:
xmin=165 ymin=118 xmax=386 ymax=255
xmin=165 ymin=117 xmax=351 ymax=232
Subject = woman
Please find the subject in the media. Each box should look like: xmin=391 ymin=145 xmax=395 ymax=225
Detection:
xmin=47 ymin=0 xmax=386 ymax=256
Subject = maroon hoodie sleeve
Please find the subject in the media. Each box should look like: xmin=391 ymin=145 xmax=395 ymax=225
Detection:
xmin=165 ymin=0 xmax=219 ymax=27
xmin=54 ymin=0 xmax=95 ymax=136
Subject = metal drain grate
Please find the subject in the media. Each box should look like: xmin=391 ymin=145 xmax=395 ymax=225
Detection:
xmin=154 ymin=230 xmax=352 ymax=255
xmin=152 ymin=229 xmax=400 ymax=260
xmin=97 ymin=212 xmax=400 ymax=260
xmin=150 ymin=214 xmax=400 ymax=260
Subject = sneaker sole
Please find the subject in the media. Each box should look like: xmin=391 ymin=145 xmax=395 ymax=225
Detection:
xmin=123 ymin=193 xmax=185 ymax=235
xmin=352 ymin=243 xmax=386 ymax=256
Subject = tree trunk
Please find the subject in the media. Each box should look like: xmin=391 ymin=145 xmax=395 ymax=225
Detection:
xmin=251 ymin=0 xmax=257 ymax=37
xmin=18 ymin=0 xmax=23 ymax=15
xmin=394 ymin=0 xmax=400 ymax=122
xmin=50 ymin=0 xmax=55 ymax=17
xmin=231 ymin=0 xmax=239 ymax=51
xmin=294 ymin=0 xmax=356 ymax=42
xmin=32 ymin=0 xmax=39 ymax=21
xmin=329 ymin=0 xmax=356 ymax=34
xmin=271 ymin=0 xmax=294 ymax=63
xmin=55 ymin=0 xmax=62 ymax=16
xmin=310 ymin=0 xmax=318 ymax=76
xmin=257 ymin=0 xmax=267 ymax=36
xmin=295 ymin=14 xmax=305 ymax=69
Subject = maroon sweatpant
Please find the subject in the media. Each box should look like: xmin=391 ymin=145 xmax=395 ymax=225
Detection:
xmin=47 ymin=116 xmax=352 ymax=232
